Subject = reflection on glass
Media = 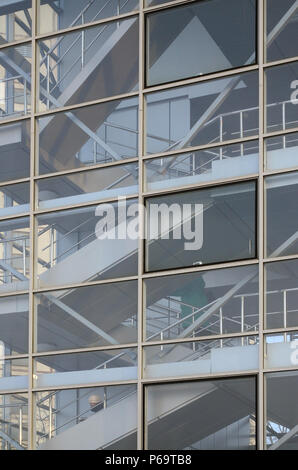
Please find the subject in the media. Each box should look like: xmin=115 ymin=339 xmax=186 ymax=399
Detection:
xmin=266 ymin=0 xmax=298 ymax=62
xmin=36 ymin=200 xmax=138 ymax=288
xmin=0 ymin=294 xmax=29 ymax=355
xmin=37 ymin=164 xmax=138 ymax=210
xmin=35 ymin=385 xmax=137 ymax=450
xmin=144 ymin=337 xmax=259 ymax=379
xmin=34 ymin=348 xmax=138 ymax=388
xmin=37 ymin=97 xmax=139 ymax=175
xmin=0 ymin=358 xmax=28 ymax=392
xmin=266 ymin=62 xmax=298 ymax=133
xmin=265 ymin=259 xmax=298 ymax=330
xmin=145 ymin=181 xmax=257 ymax=272
xmin=0 ymin=44 xmax=31 ymax=120
xmin=266 ymin=371 xmax=298 ymax=450
xmin=146 ymin=0 xmax=256 ymax=86
xmin=146 ymin=71 xmax=258 ymax=155
xmin=0 ymin=2 xmax=32 ymax=43
xmin=0 ymin=121 xmax=30 ymax=183
xmin=0 ymin=393 xmax=28 ymax=450
xmin=35 ymin=280 xmax=138 ymax=352
xmin=145 ymin=265 xmax=259 ymax=341
xmin=146 ymin=377 xmax=256 ymax=449
xmin=265 ymin=331 xmax=298 ymax=369
xmin=265 ymin=172 xmax=298 ymax=258
xmin=0 ymin=182 xmax=29 ymax=218
xmin=265 ymin=132 xmax=298 ymax=172
xmin=0 ymin=217 xmax=30 ymax=293
xmin=38 ymin=0 xmax=139 ymax=34
xmin=145 ymin=141 xmax=259 ymax=192
xmin=38 ymin=17 xmax=139 ymax=111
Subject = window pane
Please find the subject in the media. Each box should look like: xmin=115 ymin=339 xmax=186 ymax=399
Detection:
xmin=0 ymin=358 xmax=28 ymax=392
xmin=146 ymin=377 xmax=256 ymax=450
xmin=265 ymin=331 xmax=298 ymax=369
xmin=37 ymin=164 xmax=138 ymax=210
xmin=0 ymin=121 xmax=30 ymax=183
xmin=144 ymin=337 xmax=258 ymax=379
xmin=0 ymin=393 xmax=28 ymax=450
xmin=0 ymin=44 xmax=31 ymax=120
xmin=145 ymin=141 xmax=259 ymax=192
xmin=0 ymin=2 xmax=32 ymax=43
xmin=265 ymin=172 xmax=298 ymax=258
xmin=265 ymin=132 xmax=298 ymax=172
xmin=35 ymin=281 xmax=138 ymax=352
xmin=145 ymin=265 xmax=259 ymax=341
xmin=0 ymin=217 xmax=30 ymax=293
xmin=266 ymin=371 xmax=298 ymax=450
xmin=146 ymin=0 xmax=256 ymax=86
xmin=266 ymin=62 xmax=298 ymax=133
xmin=265 ymin=259 xmax=298 ymax=330
xmin=37 ymin=96 xmax=139 ymax=175
xmin=36 ymin=201 xmax=138 ymax=288
xmin=35 ymin=385 xmax=137 ymax=450
xmin=34 ymin=348 xmax=138 ymax=388
xmin=0 ymin=182 xmax=29 ymax=218
xmin=0 ymin=294 xmax=29 ymax=355
xmin=38 ymin=17 xmax=139 ymax=111
xmin=266 ymin=0 xmax=298 ymax=62
xmin=145 ymin=181 xmax=257 ymax=272
xmin=38 ymin=0 xmax=139 ymax=34
xmin=146 ymin=71 xmax=258 ymax=155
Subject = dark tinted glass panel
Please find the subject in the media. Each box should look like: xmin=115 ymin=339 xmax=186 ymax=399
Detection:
xmin=146 ymin=0 xmax=256 ymax=86
xmin=146 ymin=377 xmax=256 ymax=450
xmin=145 ymin=181 xmax=257 ymax=272
xmin=266 ymin=0 xmax=298 ymax=62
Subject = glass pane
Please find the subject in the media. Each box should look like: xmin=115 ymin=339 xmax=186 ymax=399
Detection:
xmin=145 ymin=181 xmax=257 ymax=272
xmin=0 ymin=294 xmax=29 ymax=355
xmin=265 ymin=172 xmax=298 ymax=258
xmin=38 ymin=17 xmax=139 ymax=111
xmin=144 ymin=336 xmax=259 ymax=379
xmin=36 ymin=200 xmax=138 ymax=288
xmin=265 ymin=331 xmax=298 ymax=369
xmin=265 ymin=132 xmax=298 ymax=172
xmin=146 ymin=377 xmax=256 ymax=450
xmin=37 ymin=96 xmax=139 ymax=175
xmin=266 ymin=371 xmax=298 ymax=450
xmin=0 ymin=2 xmax=32 ymax=43
xmin=0 ymin=44 xmax=31 ymax=120
xmin=0 ymin=217 xmax=30 ymax=293
xmin=266 ymin=0 xmax=298 ymax=62
xmin=145 ymin=141 xmax=259 ymax=192
xmin=35 ymin=281 xmax=138 ymax=352
xmin=0 ymin=182 xmax=29 ymax=218
xmin=146 ymin=71 xmax=258 ymax=155
xmin=37 ymin=164 xmax=138 ymax=210
xmin=0 ymin=358 xmax=28 ymax=392
xmin=0 ymin=393 xmax=28 ymax=450
xmin=35 ymin=385 xmax=137 ymax=450
xmin=266 ymin=62 xmax=298 ymax=133
xmin=146 ymin=0 xmax=256 ymax=86
xmin=34 ymin=348 xmax=138 ymax=388
xmin=38 ymin=0 xmax=139 ymax=34
xmin=145 ymin=265 xmax=259 ymax=342
xmin=265 ymin=259 xmax=298 ymax=330
xmin=0 ymin=120 xmax=30 ymax=183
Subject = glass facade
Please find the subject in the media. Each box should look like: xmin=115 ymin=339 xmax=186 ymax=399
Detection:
xmin=0 ymin=0 xmax=296 ymax=451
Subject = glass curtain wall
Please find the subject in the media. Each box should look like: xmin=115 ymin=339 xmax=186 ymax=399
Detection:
xmin=0 ymin=0 xmax=296 ymax=450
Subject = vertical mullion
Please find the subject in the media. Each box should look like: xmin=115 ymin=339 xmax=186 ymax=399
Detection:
xmin=28 ymin=0 xmax=37 ymax=451
xmin=258 ymin=0 xmax=265 ymax=451
xmin=137 ymin=0 xmax=145 ymax=451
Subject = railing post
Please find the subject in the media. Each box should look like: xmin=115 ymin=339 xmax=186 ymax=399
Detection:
xmin=50 ymin=227 xmax=54 ymax=268
xmin=240 ymin=111 xmax=244 ymax=156
xmin=241 ymin=296 xmax=245 ymax=346
xmin=19 ymin=406 xmax=23 ymax=446
xmin=282 ymin=102 xmax=286 ymax=148
xmin=219 ymin=307 xmax=223 ymax=347
xmin=49 ymin=396 xmax=52 ymax=439
xmin=283 ymin=290 xmax=287 ymax=335
xmin=24 ymin=78 xmax=27 ymax=114
xmin=22 ymin=238 xmax=26 ymax=276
